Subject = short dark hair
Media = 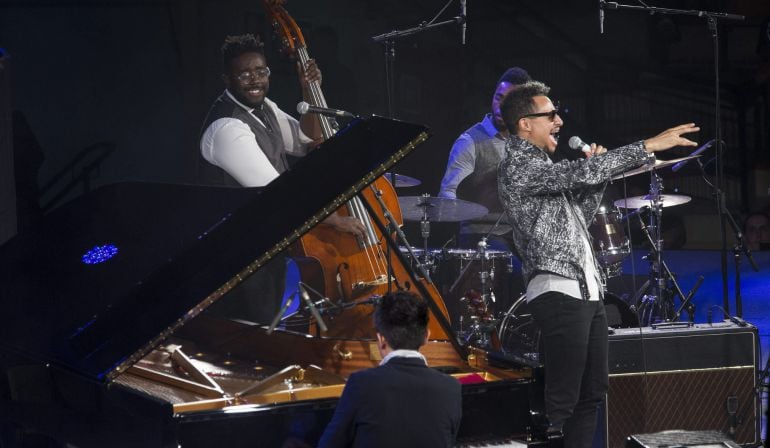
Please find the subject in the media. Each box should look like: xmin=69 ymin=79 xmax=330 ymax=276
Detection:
xmin=497 ymin=67 xmax=531 ymax=86
xmin=221 ymin=34 xmax=264 ymax=71
xmin=500 ymin=80 xmax=551 ymax=133
xmin=374 ymin=291 xmax=429 ymax=351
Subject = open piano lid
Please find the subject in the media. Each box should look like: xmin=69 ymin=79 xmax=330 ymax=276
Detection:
xmin=0 ymin=116 xmax=429 ymax=382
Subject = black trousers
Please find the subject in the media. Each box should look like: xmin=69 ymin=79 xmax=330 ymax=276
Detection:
xmin=528 ymin=292 xmax=609 ymax=448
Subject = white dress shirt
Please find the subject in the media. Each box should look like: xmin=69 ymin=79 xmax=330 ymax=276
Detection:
xmin=200 ymin=90 xmax=313 ymax=187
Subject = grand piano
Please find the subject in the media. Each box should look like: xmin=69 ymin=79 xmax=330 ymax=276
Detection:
xmin=0 ymin=116 xmax=533 ymax=447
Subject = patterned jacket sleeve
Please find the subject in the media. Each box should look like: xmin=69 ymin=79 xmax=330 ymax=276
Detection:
xmin=500 ymin=140 xmax=648 ymax=198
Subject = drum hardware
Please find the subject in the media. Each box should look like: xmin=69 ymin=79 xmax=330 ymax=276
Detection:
xmin=615 ymin=170 xmax=701 ymax=326
xmin=384 ymin=172 xmax=421 ymax=188
xmin=431 ymin=241 xmax=514 ymax=349
xmin=398 ymin=194 xmax=489 ymax=278
xmin=457 ymin=289 xmax=500 ymax=349
xmin=452 ymin=237 xmax=519 ymax=349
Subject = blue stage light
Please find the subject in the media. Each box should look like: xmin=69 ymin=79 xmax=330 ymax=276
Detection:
xmin=81 ymin=244 xmax=119 ymax=265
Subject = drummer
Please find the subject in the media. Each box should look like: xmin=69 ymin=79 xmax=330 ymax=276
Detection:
xmin=438 ymin=67 xmax=531 ymax=251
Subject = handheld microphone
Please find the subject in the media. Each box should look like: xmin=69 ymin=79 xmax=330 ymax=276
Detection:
xmin=297 ymin=101 xmax=356 ymax=118
xmin=568 ymin=136 xmax=592 ymax=153
xmin=670 ymin=139 xmax=716 ymax=172
xmin=460 ymin=0 xmax=467 ymax=45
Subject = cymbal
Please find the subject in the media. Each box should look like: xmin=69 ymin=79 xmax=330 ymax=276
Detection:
xmin=611 ymin=155 xmax=700 ymax=181
xmin=399 ymin=195 xmax=489 ymax=222
xmin=384 ymin=173 xmax=421 ymax=188
xmin=614 ymin=194 xmax=692 ymax=209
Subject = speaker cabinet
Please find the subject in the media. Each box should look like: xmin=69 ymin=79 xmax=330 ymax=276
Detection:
xmin=598 ymin=322 xmax=760 ymax=448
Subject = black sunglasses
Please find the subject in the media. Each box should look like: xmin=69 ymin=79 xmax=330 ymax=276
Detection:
xmin=520 ymin=109 xmax=559 ymax=121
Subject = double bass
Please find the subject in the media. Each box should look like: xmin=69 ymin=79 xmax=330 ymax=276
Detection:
xmin=262 ymin=0 xmax=451 ymax=340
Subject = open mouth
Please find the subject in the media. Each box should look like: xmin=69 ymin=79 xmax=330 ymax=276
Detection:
xmin=550 ymin=131 xmax=560 ymax=146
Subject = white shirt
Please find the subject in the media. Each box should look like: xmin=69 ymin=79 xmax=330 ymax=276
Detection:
xmin=200 ymin=91 xmax=314 ymax=187
xmin=526 ymin=232 xmax=603 ymax=302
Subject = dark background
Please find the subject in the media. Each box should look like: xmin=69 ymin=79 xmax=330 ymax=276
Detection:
xmin=1 ymin=0 xmax=769 ymax=248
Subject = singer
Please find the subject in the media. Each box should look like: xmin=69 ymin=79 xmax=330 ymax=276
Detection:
xmin=197 ymin=34 xmax=365 ymax=325
xmin=497 ymin=80 xmax=699 ymax=447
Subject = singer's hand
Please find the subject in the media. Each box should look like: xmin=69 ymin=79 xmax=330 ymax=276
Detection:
xmin=323 ymin=213 xmax=366 ymax=239
xmin=584 ymin=143 xmax=606 ymax=158
xmin=643 ymin=123 xmax=699 ymax=152
xmin=298 ymin=59 xmax=322 ymax=88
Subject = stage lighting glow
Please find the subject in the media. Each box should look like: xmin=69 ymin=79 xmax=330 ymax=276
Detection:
xmin=81 ymin=244 xmax=119 ymax=265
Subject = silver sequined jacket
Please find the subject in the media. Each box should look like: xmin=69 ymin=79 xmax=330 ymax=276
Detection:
xmin=498 ymin=135 xmax=650 ymax=286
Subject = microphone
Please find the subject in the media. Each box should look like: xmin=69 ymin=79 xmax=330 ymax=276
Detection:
xmin=671 ymin=139 xmax=716 ymax=172
xmin=728 ymin=314 xmax=749 ymax=327
xmin=599 ymin=0 xmax=605 ymax=34
xmin=460 ymin=0 xmax=467 ymax=45
xmin=299 ymin=282 xmax=328 ymax=332
xmin=568 ymin=136 xmax=592 ymax=153
xmin=267 ymin=289 xmax=296 ymax=335
xmin=296 ymin=101 xmax=355 ymax=118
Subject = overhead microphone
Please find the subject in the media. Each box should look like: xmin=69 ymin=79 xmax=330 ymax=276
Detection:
xmin=296 ymin=101 xmax=356 ymax=118
xmin=599 ymin=0 xmax=605 ymax=34
xmin=568 ymin=136 xmax=592 ymax=153
xmin=460 ymin=0 xmax=467 ymax=45
xmin=670 ymin=139 xmax=716 ymax=172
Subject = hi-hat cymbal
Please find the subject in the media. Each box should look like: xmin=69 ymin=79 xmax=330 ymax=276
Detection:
xmin=399 ymin=195 xmax=489 ymax=222
xmin=384 ymin=173 xmax=421 ymax=188
xmin=611 ymin=155 xmax=701 ymax=181
xmin=614 ymin=194 xmax=692 ymax=209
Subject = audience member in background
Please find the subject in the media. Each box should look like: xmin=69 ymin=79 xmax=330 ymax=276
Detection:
xmin=744 ymin=211 xmax=770 ymax=251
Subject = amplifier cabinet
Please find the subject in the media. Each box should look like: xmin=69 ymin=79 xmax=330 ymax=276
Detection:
xmin=598 ymin=322 xmax=760 ymax=448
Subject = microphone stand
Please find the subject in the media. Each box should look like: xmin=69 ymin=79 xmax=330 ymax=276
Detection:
xmin=600 ymin=0 xmax=744 ymax=316
xmin=371 ymin=3 xmax=465 ymax=117
xmin=693 ymin=158 xmax=760 ymax=319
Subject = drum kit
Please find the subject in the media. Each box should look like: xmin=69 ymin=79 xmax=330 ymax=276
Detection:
xmin=391 ymin=155 xmax=701 ymax=353
xmin=395 ymin=191 xmax=505 ymax=346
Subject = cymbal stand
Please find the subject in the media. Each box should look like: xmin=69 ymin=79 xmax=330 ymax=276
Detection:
xmin=417 ymin=193 xmax=435 ymax=274
xmin=633 ymin=173 xmax=694 ymax=326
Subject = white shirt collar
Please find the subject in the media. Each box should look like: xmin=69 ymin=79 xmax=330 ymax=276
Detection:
xmin=379 ymin=349 xmax=427 ymax=366
xmin=225 ymin=89 xmax=273 ymax=115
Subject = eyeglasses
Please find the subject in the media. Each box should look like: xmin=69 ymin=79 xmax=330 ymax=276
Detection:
xmin=520 ymin=108 xmax=559 ymax=121
xmin=236 ymin=67 xmax=271 ymax=82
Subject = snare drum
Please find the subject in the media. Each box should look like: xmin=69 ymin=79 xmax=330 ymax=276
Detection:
xmin=589 ymin=207 xmax=630 ymax=277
